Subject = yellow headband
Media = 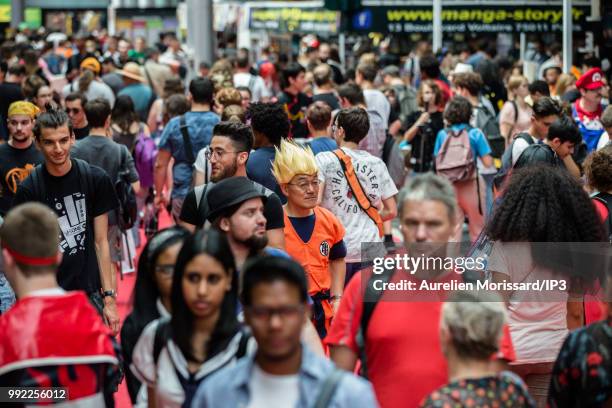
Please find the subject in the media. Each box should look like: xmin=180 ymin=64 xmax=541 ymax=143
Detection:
xmin=8 ymin=101 xmax=40 ymax=119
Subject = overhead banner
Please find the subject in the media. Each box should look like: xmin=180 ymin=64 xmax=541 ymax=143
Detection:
xmin=249 ymin=7 xmax=340 ymax=34
xmin=351 ymin=5 xmax=590 ymax=34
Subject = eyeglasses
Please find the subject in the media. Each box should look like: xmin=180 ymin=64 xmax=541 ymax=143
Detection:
xmin=154 ymin=264 xmax=174 ymax=276
xmin=246 ymin=305 xmax=305 ymax=321
xmin=204 ymin=147 xmax=240 ymax=161
xmin=66 ymin=108 xmax=81 ymax=115
xmin=288 ymin=179 xmax=320 ymax=191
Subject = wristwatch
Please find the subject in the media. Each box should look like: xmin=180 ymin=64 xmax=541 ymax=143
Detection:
xmin=330 ymin=295 xmax=342 ymax=302
xmin=102 ymin=289 xmax=117 ymax=300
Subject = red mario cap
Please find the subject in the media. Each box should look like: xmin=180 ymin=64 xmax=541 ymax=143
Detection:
xmin=576 ymin=67 xmax=604 ymax=90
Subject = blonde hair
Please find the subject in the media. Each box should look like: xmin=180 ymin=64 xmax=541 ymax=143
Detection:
xmin=556 ymin=73 xmax=576 ymax=97
xmin=271 ymin=139 xmax=318 ymax=185
xmin=507 ymin=75 xmax=528 ymax=100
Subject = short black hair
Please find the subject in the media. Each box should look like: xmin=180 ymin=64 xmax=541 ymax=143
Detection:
xmin=212 ymin=121 xmax=253 ymax=152
xmin=246 ymin=102 xmax=289 ymax=146
xmin=7 ymin=64 xmax=25 ymax=76
xmin=280 ymin=62 xmax=305 ymax=90
xmin=336 ymin=107 xmax=369 ymax=143
xmin=337 ymin=82 xmax=365 ymax=106
xmin=189 ymin=76 xmax=214 ymax=104
xmin=357 ymin=63 xmax=378 ymax=82
xmin=547 ymin=115 xmax=582 ymax=144
xmin=444 ymin=96 xmax=473 ymax=125
xmin=241 ymin=256 xmax=308 ymax=306
xmin=529 ymin=80 xmax=550 ymax=97
xmin=420 ymin=54 xmax=441 ymax=79
xmin=65 ymin=92 xmax=87 ymax=106
xmin=236 ymin=48 xmax=250 ymax=69
xmin=84 ymin=98 xmax=111 ymax=128
xmin=33 ymin=108 xmax=72 ymax=141
xmin=532 ymin=97 xmax=562 ymax=118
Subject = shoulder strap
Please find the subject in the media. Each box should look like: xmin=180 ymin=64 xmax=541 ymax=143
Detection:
xmin=247 ymin=74 xmax=256 ymax=91
xmin=235 ymin=329 xmax=251 ymax=359
xmin=30 ymin=165 xmax=46 ymax=202
xmin=516 ymin=132 xmax=535 ymax=145
xmin=510 ymin=100 xmax=518 ymax=124
xmin=357 ymin=268 xmax=394 ymax=378
xmin=153 ymin=318 xmax=171 ymax=365
xmin=331 ymin=149 xmax=383 ymax=237
xmin=74 ymin=159 xmax=94 ymax=217
xmin=143 ymin=66 xmax=155 ymax=90
xmin=194 ymin=184 xmax=207 ymax=210
xmin=179 ymin=115 xmax=195 ymax=164
xmin=313 ymin=368 xmax=344 ymax=408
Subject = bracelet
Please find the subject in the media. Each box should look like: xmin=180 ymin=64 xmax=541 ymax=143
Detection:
xmin=330 ymin=295 xmax=342 ymax=301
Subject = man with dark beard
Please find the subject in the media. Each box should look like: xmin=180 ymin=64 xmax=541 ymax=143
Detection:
xmin=179 ymin=121 xmax=285 ymax=249
xmin=206 ymin=177 xmax=277 ymax=272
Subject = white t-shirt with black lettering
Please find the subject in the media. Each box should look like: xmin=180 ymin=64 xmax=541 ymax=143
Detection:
xmin=316 ymin=147 xmax=398 ymax=262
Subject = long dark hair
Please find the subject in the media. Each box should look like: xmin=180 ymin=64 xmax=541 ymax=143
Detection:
xmin=486 ymin=165 xmax=604 ymax=281
xmin=111 ymin=94 xmax=140 ymax=133
xmin=130 ymin=227 xmax=190 ymax=327
xmin=170 ymin=228 xmax=239 ymax=363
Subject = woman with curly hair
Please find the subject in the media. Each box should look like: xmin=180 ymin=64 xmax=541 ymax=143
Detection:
xmin=485 ymin=165 xmax=605 ymax=406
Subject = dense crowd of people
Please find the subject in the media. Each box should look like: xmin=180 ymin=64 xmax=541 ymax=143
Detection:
xmin=0 ymin=29 xmax=611 ymax=407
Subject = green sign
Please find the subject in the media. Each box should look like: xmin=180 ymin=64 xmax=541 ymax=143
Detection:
xmin=0 ymin=0 xmax=9 ymax=23
xmin=24 ymin=8 xmax=42 ymax=29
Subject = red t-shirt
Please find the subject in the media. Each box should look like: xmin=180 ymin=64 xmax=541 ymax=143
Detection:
xmin=325 ymin=269 xmax=515 ymax=408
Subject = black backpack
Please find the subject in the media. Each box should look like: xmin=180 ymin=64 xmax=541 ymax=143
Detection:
xmin=493 ymin=132 xmax=535 ymax=190
xmin=115 ymin=146 xmax=138 ymax=231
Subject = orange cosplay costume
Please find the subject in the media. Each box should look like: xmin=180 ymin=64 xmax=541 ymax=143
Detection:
xmin=283 ymin=206 xmax=345 ymax=338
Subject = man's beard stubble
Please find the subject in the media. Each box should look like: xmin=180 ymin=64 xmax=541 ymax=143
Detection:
xmin=211 ymin=159 xmax=238 ymax=183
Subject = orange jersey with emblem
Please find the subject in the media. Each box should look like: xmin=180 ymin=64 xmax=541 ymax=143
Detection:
xmin=283 ymin=206 xmax=345 ymax=295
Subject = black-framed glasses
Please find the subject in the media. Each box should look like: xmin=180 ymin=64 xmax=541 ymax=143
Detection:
xmin=204 ymin=147 xmax=240 ymax=161
xmin=154 ymin=264 xmax=174 ymax=276
xmin=245 ymin=305 xmax=305 ymax=321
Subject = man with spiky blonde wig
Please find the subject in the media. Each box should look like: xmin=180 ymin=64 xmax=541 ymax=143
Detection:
xmin=272 ymin=139 xmax=346 ymax=339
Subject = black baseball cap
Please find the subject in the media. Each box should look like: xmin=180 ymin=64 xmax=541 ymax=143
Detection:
xmin=206 ymin=177 xmax=267 ymax=223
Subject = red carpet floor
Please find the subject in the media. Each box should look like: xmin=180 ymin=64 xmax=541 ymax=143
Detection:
xmin=115 ymin=209 xmax=173 ymax=407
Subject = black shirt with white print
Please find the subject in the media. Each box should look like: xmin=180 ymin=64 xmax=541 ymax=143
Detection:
xmin=12 ymin=160 xmax=118 ymax=293
xmin=179 ymin=179 xmax=285 ymax=230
